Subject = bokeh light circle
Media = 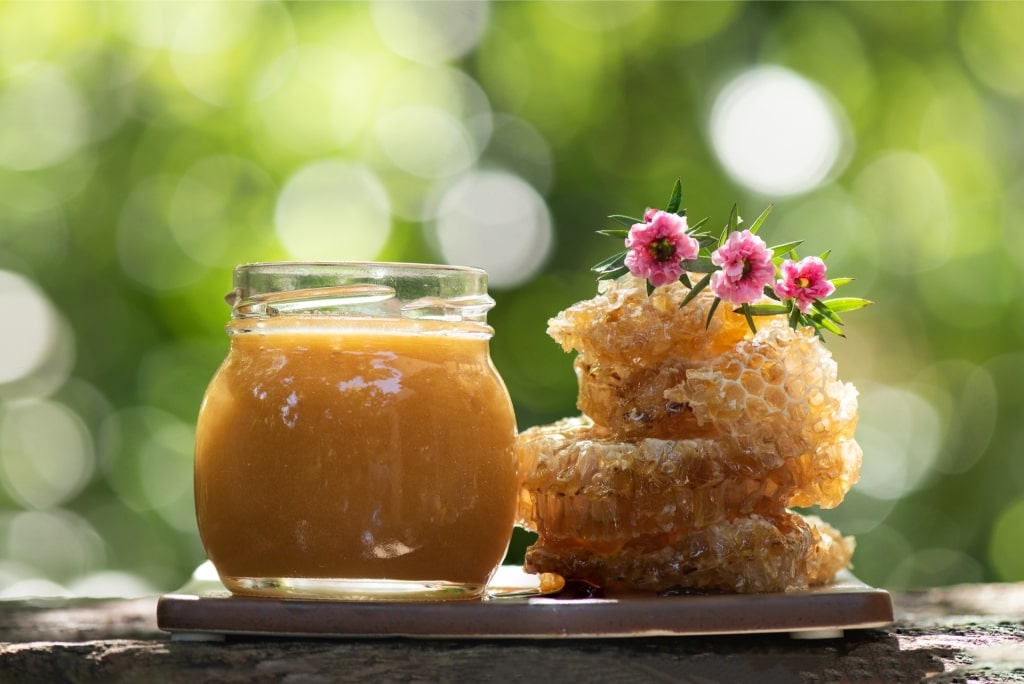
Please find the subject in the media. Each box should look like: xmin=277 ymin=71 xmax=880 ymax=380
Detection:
xmin=429 ymin=170 xmax=553 ymax=289
xmin=373 ymin=106 xmax=477 ymax=179
xmin=0 ymin=270 xmax=61 ymax=387
xmin=367 ymin=64 xmax=496 ymax=220
xmin=959 ymin=2 xmax=1024 ymax=100
xmin=2 ymin=509 xmax=105 ymax=582
xmin=916 ymin=360 xmax=997 ymax=476
xmin=888 ymin=547 xmax=984 ymax=589
xmin=989 ymin=495 xmax=1024 ymax=581
xmin=68 ymin=570 xmax=157 ymax=599
xmin=852 ymin=151 xmax=953 ymax=273
xmin=855 ymin=385 xmax=941 ymax=500
xmin=257 ymin=45 xmax=390 ymax=155
xmin=139 ymin=419 xmax=198 ymax=532
xmin=709 ymin=66 xmax=847 ymax=196
xmin=117 ymin=176 xmax=207 ymax=291
xmin=0 ymin=399 xmax=95 ymax=510
xmin=274 ymin=160 xmax=392 ymax=260
xmin=169 ymin=155 xmax=277 ymax=267
xmin=169 ymin=1 xmax=296 ymax=106
xmin=0 ymin=577 xmax=69 ymax=599
xmin=122 ymin=2 xmax=193 ymax=49
xmin=370 ymin=0 xmax=490 ymax=64
xmin=0 ymin=64 xmax=89 ymax=171
xmin=480 ymin=114 xmax=556 ymax=195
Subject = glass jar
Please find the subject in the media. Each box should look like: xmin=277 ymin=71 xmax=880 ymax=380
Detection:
xmin=194 ymin=262 xmax=518 ymax=600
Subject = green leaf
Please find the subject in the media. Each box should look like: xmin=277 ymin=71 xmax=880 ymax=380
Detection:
xmin=680 ymin=272 xmax=692 ymax=289
xmin=704 ymin=296 xmax=721 ymax=329
xmin=609 ymin=214 xmax=642 ymax=227
xmin=646 ymin=281 xmax=656 ymax=296
xmin=741 ymin=303 xmax=758 ymax=333
xmin=679 ymin=255 xmax=716 ymax=273
xmin=665 ymin=178 xmax=682 ymax=214
xmin=822 ymin=297 xmax=873 ymax=313
xmin=830 ymin=277 xmax=854 ymax=288
xmin=680 ymin=272 xmax=712 ymax=308
xmin=747 ymin=204 xmax=774 ymax=235
xmin=596 ymin=229 xmax=629 ymax=238
xmin=591 ymin=251 xmax=627 ymax=273
xmin=811 ymin=313 xmax=845 ymax=337
xmin=597 ymin=267 xmax=629 ymax=281
xmin=789 ymin=305 xmax=803 ymax=329
xmin=694 ymin=234 xmax=718 ymax=250
xmin=727 ymin=204 xmax=739 ymax=233
xmin=689 ymin=216 xmax=710 ymax=232
xmin=820 ymin=249 xmax=832 ymax=261
xmin=770 ymin=240 xmax=803 ymax=257
xmin=813 ymin=300 xmax=844 ymax=326
xmin=745 ymin=303 xmax=789 ymax=316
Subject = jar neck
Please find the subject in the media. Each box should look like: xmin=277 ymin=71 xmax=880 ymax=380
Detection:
xmin=226 ymin=315 xmax=495 ymax=339
xmin=226 ymin=262 xmax=495 ymax=324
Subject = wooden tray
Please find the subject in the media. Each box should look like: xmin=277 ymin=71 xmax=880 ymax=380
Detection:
xmin=156 ymin=563 xmax=892 ymax=640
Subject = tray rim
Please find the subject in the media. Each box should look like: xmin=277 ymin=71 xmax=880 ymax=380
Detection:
xmin=156 ymin=568 xmax=894 ymax=640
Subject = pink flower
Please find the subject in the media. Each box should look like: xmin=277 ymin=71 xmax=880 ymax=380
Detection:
xmin=709 ymin=230 xmax=774 ymax=305
xmin=624 ymin=210 xmax=700 ymax=287
xmin=775 ymin=256 xmax=835 ymax=314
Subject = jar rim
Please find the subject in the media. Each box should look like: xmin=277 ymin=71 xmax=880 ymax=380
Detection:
xmin=234 ymin=261 xmax=487 ymax=278
xmin=228 ymin=261 xmax=494 ymax=323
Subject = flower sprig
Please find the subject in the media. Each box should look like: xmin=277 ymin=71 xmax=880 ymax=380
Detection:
xmin=591 ymin=179 xmax=872 ymax=338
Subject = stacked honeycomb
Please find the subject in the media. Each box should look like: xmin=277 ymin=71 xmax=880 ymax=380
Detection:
xmin=517 ymin=276 xmax=859 ymax=593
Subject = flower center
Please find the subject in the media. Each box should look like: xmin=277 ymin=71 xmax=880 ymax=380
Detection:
xmin=648 ymin=238 xmax=676 ymax=263
xmin=796 ymin=277 xmax=810 ymax=288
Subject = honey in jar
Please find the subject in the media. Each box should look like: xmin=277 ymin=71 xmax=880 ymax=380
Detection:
xmin=194 ymin=262 xmax=518 ymax=600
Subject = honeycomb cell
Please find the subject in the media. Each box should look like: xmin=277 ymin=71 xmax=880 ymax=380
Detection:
xmin=765 ymin=385 xmax=788 ymax=409
xmin=741 ymin=371 xmax=765 ymax=395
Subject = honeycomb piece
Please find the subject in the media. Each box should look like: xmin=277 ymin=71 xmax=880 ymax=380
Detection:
xmin=548 ymin=276 xmax=752 ymax=368
xmin=518 ymin=417 xmax=839 ymax=547
xmin=524 ymin=512 xmax=854 ymax=594
xmin=666 ymin=321 xmax=861 ymax=508
xmin=550 ymin=278 xmax=861 ymax=507
xmin=524 ymin=274 xmax=863 ymax=593
xmin=574 ymin=358 xmax=716 ymax=440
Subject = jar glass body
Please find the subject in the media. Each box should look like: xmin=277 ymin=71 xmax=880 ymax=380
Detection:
xmin=194 ymin=263 xmax=518 ymax=600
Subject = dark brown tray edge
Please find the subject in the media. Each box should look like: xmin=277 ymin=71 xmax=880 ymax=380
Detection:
xmin=156 ymin=573 xmax=894 ymax=640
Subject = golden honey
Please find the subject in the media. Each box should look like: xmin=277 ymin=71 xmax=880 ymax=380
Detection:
xmin=194 ymin=263 xmax=517 ymax=600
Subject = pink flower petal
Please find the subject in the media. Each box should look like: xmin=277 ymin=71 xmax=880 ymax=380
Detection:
xmin=624 ymin=210 xmax=698 ymax=287
xmin=775 ymin=256 xmax=835 ymax=314
xmin=708 ymin=230 xmax=774 ymax=305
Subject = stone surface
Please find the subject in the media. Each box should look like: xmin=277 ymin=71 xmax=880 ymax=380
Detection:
xmin=1 ymin=584 xmax=1022 ymax=683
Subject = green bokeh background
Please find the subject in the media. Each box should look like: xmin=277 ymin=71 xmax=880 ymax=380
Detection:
xmin=2 ymin=1 xmax=1024 ymax=596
